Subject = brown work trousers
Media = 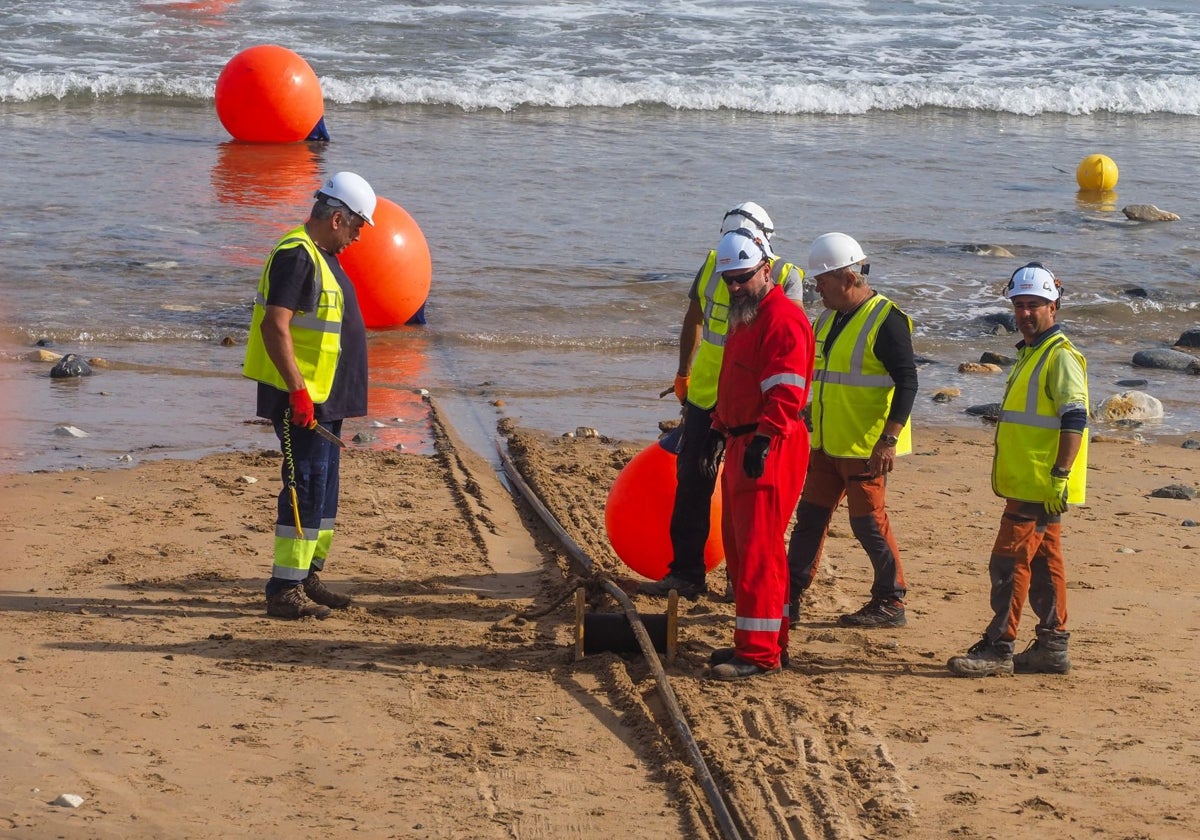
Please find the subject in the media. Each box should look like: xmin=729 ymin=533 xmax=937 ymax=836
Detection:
xmin=786 ymin=448 xmax=906 ymax=603
xmin=985 ymin=500 xmax=1069 ymax=655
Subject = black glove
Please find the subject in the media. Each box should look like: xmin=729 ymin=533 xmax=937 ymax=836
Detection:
xmin=743 ymin=434 xmax=771 ymax=479
xmin=699 ymin=430 xmax=726 ymax=480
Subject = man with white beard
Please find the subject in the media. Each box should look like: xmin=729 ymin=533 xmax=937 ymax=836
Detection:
xmin=701 ymin=229 xmax=815 ymax=680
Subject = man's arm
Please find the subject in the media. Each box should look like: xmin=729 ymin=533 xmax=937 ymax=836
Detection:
xmin=873 ymin=307 xmax=918 ymax=428
xmin=677 ymin=298 xmax=703 ymax=376
xmin=260 ymin=305 xmax=306 ymax=392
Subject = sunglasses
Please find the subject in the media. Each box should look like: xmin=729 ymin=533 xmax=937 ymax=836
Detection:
xmin=722 ymin=263 xmax=765 ymax=286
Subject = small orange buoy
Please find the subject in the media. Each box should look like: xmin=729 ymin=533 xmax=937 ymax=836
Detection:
xmin=339 ymin=197 xmax=432 ymax=329
xmin=215 ymin=45 xmax=324 ymax=143
xmin=604 ymin=429 xmax=724 ymax=581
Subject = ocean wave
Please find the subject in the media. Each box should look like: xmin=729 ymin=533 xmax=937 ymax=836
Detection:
xmin=8 ymin=71 xmax=1200 ymax=116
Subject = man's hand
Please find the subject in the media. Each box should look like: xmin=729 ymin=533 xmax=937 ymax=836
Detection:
xmin=288 ymin=388 xmax=316 ymax=428
xmin=1044 ymin=473 xmax=1069 ymax=515
xmin=743 ymin=434 xmax=771 ymax=479
xmin=673 ymin=373 xmax=690 ymax=404
xmin=700 ymin=430 xmax=726 ymax=480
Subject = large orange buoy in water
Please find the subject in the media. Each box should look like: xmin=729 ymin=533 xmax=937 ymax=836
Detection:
xmin=604 ymin=428 xmax=724 ymax=581
xmin=215 ymin=45 xmax=324 ymax=142
xmin=339 ymin=197 xmax=432 ymax=329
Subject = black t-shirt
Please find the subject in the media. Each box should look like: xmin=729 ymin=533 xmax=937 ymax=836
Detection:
xmin=255 ymin=242 xmax=368 ymax=422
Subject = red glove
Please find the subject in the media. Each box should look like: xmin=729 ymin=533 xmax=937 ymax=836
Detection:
xmin=673 ymin=373 xmax=690 ymax=404
xmin=288 ymin=388 xmax=315 ymax=427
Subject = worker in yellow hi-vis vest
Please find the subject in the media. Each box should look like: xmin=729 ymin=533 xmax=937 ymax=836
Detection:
xmin=949 ymin=262 xmax=1088 ymax=678
xmin=243 ymin=172 xmax=376 ymax=620
xmin=786 ymin=233 xmax=918 ymax=630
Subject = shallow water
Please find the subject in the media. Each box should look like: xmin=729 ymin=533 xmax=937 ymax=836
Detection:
xmin=4 ymin=2 xmax=1200 ymax=472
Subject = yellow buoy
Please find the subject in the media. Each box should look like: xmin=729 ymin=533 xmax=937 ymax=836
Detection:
xmin=1076 ymin=154 xmax=1119 ymax=191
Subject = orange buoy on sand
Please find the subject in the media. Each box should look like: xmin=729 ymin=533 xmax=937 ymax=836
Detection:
xmin=604 ymin=428 xmax=724 ymax=581
xmin=215 ymin=45 xmax=324 ymax=142
xmin=338 ymin=197 xmax=433 ymax=329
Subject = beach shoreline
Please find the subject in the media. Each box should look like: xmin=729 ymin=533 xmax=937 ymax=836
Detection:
xmin=3 ymin=408 xmax=1198 ymax=838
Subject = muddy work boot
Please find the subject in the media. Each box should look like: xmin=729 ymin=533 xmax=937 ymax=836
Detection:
xmin=710 ymin=657 xmax=781 ymax=681
xmin=303 ymin=571 xmax=352 ymax=609
xmin=947 ymin=635 xmax=1013 ymax=677
xmin=266 ymin=585 xmax=331 ymax=620
xmin=710 ymin=646 xmax=790 ymax=669
xmin=639 ymin=574 xmax=708 ymax=600
xmin=839 ymin=597 xmax=906 ymax=628
xmin=1013 ymin=630 xmax=1071 ymax=674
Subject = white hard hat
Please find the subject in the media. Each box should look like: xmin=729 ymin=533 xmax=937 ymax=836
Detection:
xmin=1005 ymin=262 xmax=1060 ymax=301
xmin=809 ymin=232 xmax=866 ymax=276
xmin=715 ymin=229 xmax=769 ymax=274
xmin=721 ymin=202 xmax=775 ymax=240
xmin=315 ymin=171 xmax=377 ymax=226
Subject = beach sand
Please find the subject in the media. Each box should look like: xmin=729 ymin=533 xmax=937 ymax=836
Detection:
xmin=2 ymin=403 xmax=1198 ymax=839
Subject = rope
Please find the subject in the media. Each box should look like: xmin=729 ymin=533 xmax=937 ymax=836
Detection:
xmin=282 ymin=409 xmax=304 ymax=537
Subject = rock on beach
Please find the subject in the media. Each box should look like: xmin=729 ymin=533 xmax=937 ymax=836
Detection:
xmin=1094 ymin=390 xmax=1164 ymax=422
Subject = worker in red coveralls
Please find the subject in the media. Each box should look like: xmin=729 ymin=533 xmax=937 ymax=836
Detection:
xmin=701 ymin=227 xmax=815 ymax=680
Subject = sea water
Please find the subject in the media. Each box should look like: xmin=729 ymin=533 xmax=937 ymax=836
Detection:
xmin=2 ymin=0 xmax=1200 ymax=472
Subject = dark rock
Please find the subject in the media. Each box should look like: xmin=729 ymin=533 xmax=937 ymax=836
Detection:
xmin=1131 ymin=348 xmax=1200 ymax=373
xmin=977 ymin=312 xmax=1017 ymax=334
xmin=1115 ymin=379 xmax=1148 ymax=388
xmin=965 ymin=403 xmax=1001 ymax=421
xmin=1121 ymin=287 xmax=1150 ymax=299
xmin=1175 ymin=327 xmax=1200 ymax=349
xmin=35 ymin=338 xmax=54 ymax=347
xmin=1182 ymin=439 xmax=1200 ymax=450
xmin=49 ymin=353 xmax=92 ymax=378
xmin=1183 ymin=519 xmax=1197 ymax=527
xmin=980 ymin=351 xmax=1016 ymax=366
xmin=1149 ymin=484 xmax=1198 ymax=500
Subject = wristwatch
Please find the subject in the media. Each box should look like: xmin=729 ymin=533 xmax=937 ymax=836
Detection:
xmin=1050 ymin=466 xmax=1071 ymax=478
xmin=878 ymin=433 xmax=899 ymax=447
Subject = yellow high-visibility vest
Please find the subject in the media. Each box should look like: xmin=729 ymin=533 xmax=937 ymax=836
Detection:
xmin=242 ymin=226 xmax=344 ymax=403
xmin=811 ymin=294 xmax=912 ymax=458
xmin=992 ymin=333 xmax=1089 ymax=503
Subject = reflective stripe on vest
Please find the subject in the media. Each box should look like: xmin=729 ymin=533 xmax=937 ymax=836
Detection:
xmin=242 ymin=226 xmax=344 ymax=403
xmin=992 ymin=334 xmax=1089 ymax=504
xmin=688 ymin=254 xmax=798 ymax=410
xmin=811 ymin=294 xmax=913 ymax=458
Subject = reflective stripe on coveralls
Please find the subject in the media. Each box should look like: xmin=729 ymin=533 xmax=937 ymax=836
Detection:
xmin=811 ymin=294 xmax=912 ymax=458
xmin=687 ymin=253 xmax=801 ymax=410
xmin=992 ymin=333 xmax=1089 ymax=504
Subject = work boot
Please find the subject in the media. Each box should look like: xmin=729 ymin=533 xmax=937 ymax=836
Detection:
xmin=710 ymin=646 xmax=790 ymax=669
xmin=1013 ymin=630 xmax=1071 ymax=674
xmin=839 ymin=597 xmax=906 ymax=628
xmin=710 ymin=657 xmax=781 ymax=681
xmin=947 ymin=635 xmax=1013 ymax=677
xmin=303 ymin=571 xmax=352 ymax=609
xmin=266 ymin=585 xmax=331 ymax=620
xmin=639 ymin=574 xmax=707 ymax=600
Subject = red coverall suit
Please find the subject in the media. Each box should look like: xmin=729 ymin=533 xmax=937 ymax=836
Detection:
xmin=713 ymin=285 xmax=815 ymax=668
